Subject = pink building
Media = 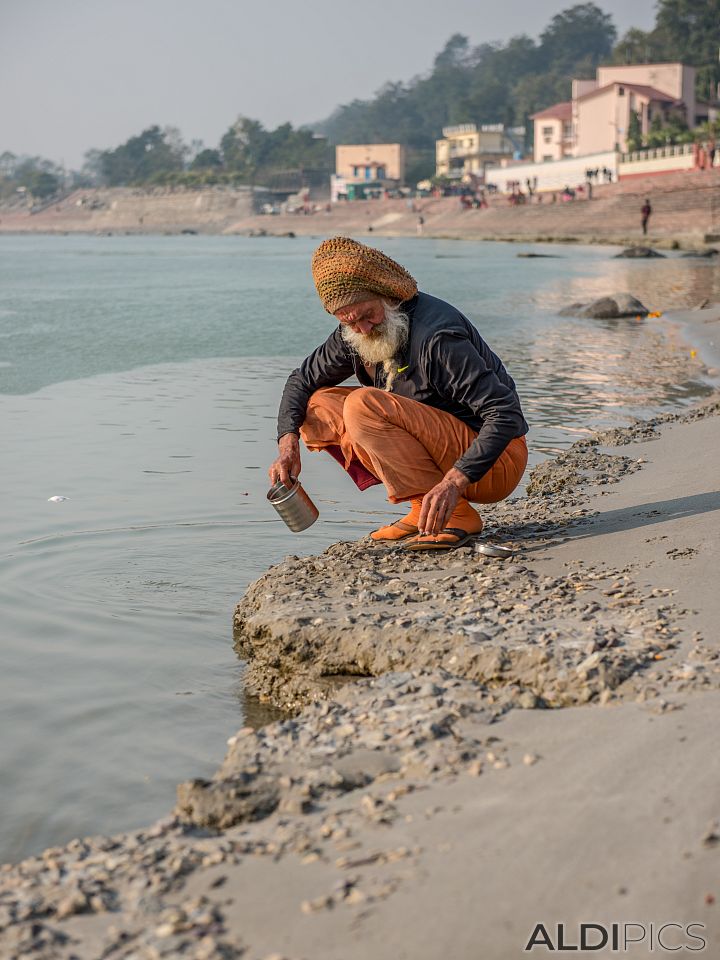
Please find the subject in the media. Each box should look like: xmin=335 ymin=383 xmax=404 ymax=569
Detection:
xmin=531 ymin=62 xmax=698 ymax=163
xmin=530 ymin=102 xmax=573 ymax=162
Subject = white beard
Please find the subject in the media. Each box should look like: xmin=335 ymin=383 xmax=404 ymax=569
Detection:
xmin=341 ymin=301 xmax=409 ymax=391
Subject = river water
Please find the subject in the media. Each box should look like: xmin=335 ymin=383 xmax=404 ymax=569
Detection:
xmin=1 ymin=234 xmax=716 ymax=863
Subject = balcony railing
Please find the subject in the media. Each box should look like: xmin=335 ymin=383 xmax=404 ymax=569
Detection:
xmin=621 ymin=143 xmax=693 ymax=163
xmin=448 ymin=147 xmax=513 ymax=157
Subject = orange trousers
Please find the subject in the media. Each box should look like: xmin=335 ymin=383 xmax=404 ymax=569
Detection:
xmin=300 ymin=386 xmax=528 ymax=504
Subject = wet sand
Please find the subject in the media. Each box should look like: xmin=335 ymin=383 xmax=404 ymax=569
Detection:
xmin=1 ymin=307 xmax=719 ymax=959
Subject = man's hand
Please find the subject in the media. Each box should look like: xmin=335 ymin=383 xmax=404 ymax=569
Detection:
xmin=269 ymin=433 xmax=301 ymax=487
xmin=418 ymin=467 xmax=470 ymax=535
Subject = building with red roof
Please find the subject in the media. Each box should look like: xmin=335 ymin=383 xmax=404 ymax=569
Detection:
xmin=530 ymin=102 xmax=574 ymax=162
xmin=529 ymin=62 xmax=698 ymax=163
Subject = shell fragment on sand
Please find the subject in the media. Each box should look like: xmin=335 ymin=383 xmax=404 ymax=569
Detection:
xmin=477 ymin=543 xmax=514 ymax=559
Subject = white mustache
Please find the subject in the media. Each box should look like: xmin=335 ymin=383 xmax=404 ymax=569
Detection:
xmin=341 ymin=305 xmax=408 ymax=366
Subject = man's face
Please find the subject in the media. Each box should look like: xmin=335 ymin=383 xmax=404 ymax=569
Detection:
xmin=334 ymin=298 xmax=385 ymax=336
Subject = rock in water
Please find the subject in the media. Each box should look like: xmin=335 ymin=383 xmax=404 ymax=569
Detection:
xmin=614 ymin=246 xmax=666 ymax=259
xmin=558 ymin=302 xmax=585 ymax=316
xmin=558 ymin=293 xmax=649 ymax=319
xmin=681 ymin=248 xmax=718 ymax=259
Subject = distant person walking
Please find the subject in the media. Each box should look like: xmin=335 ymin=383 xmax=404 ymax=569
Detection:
xmin=641 ymin=199 xmax=652 ymax=235
xmin=416 ymin=215 xmax=425 ymax=236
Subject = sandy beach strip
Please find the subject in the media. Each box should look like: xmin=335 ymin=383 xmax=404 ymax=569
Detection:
xmin=1 ymin=309 xmax=719 ymax=960
xmin=2 ymin=171 xmax=720 ymax=249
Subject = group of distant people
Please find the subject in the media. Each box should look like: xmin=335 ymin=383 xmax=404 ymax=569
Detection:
xmin=458 ymin=191 xmax=490 ymax=210
xmin=585 ymin=166 xmax=614 ymax=183
xmin=693 ymin=139 xmax=717 ymax=170
xmin=502 ymin=182 xmax=584 ymax=206
xmin=503 ymin=178 xmax=538 ymax=197
xmin=449 ymin=185 xmax=656 ymax=237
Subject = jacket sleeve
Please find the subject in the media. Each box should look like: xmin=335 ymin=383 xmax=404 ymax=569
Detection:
xmin=277 ymin=328 xmax=356 ymax=440
xmin=426 ymin=332 xmax=527 ymax=482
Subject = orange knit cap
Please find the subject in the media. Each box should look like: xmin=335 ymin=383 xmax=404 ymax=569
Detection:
xmin=311 ymin=236 xmax=418 ymax=315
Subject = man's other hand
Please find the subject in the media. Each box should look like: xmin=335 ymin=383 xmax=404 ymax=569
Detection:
xmin=419 ymin=468 xmax=470 ymax=535
xmin=269 ymin=434 xmax=301 ymax=487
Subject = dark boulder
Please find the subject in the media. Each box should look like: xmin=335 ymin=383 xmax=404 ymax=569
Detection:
xmin=559 ymin=293 xmax=649 ymax=319
xmin=614 ymin=246 xmax=666 ymax=259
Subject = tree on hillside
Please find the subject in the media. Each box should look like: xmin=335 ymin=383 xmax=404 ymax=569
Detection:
xmin=80 ymin=149 xmax=104 ymax=186
xmin=538 ymin=3 xmax=617 ymax=75
xmin=162 ymin=127 xmax=190 ymax=167
xmin=219 ymin=117 xmax=332 ymax=184
xmin=98 ymin=126 xmax=187 ymax=185
xmin=654 ymin=0 xmax=720 ymax=100
xmin=0 ymin=151 xmax=18 ymax=177
xmin=220 ymin=117 xmax=267 ymax=177
xmin=22 ymin=169 xmax=60 ymax=199
xmin=0 ymin=156 xmax=63 ymax=200
xmin=191 ymin=149 xmax=223 ymax=170
xmin=322 ymin=34 xmax=538 ymax=151
xmin=461 ymin=36 xmax=540 ymax=125
xmin=433 ymin=33 xmax=472 ymax=70
xmin=510 ymin=72 xmax=572 ymax=144
xmin=610 ymin=27 xmax=664 ymax=64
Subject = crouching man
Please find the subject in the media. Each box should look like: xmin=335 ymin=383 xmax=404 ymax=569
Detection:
xmin=268 ymin=237 xmax=529 ymax=551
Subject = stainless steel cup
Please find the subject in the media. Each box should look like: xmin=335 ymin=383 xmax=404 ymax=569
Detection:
xmin=267 ymin=477 xmax=319 ymax=532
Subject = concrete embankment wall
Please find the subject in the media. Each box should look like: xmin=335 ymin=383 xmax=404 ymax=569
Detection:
xmin=0 ymin=186 xmax=260 ymax=234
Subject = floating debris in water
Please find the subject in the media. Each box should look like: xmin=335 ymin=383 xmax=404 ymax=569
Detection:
xmin=47 ymin=495 xmax=69 ymax=502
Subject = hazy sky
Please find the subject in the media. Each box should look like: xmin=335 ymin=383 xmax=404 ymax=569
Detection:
xmin=1 ymin=0 xmax=657 ymax=169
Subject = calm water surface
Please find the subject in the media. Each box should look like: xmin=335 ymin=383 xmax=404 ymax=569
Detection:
xmin=0 ymin=235 xmax=716 ymax=862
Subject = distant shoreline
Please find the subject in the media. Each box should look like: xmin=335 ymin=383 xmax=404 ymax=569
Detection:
xmin=1 ymin=171 xmax=719 ymax=249
xmin=0 ymin=226 xmax=702 ymax=250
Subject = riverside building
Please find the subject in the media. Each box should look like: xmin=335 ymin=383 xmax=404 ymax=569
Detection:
xmin=332 ymin=144 xmax=405 ymax=201
xmin=434 ymin=124 xmax=525 ymax=182
xmin=531 ymin=63 xmax=698 ymax=162
xmin=485 ymin=62 xmax=716 ymax=194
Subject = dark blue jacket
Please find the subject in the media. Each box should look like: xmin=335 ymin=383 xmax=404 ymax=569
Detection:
xmin=277 ymin=291 xmax=528 ymax=482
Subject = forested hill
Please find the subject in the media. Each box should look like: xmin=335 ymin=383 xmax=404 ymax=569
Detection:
xmin=317 ymin=0 xmax=720 ymax=158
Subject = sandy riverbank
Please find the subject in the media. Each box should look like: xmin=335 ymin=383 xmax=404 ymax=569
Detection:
xmin=2 ymin=307 xmax=720 ymax=959
xmin=2 ymin=169 xmax=719 ymax=248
